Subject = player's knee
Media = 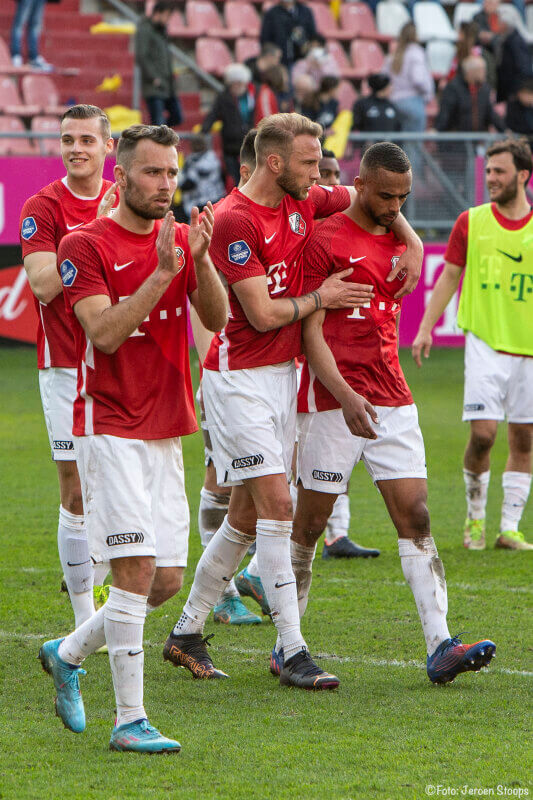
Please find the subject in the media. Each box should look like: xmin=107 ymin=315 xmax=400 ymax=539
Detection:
xmin=303 ymin=511 xmax=330 ymax=543
xmin=470 ymin=429 xmax=496 ymax=456
xmin=405 ymin=498 xmax=431 ymax=537
xmin=63 ymin=486 xmax=84 ymax=515
xmin=509 ymin=425 xmax=532 ymax=455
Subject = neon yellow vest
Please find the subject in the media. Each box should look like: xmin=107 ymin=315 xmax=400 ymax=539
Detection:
xmin=457 ymin=203 xmax=533 ymax=355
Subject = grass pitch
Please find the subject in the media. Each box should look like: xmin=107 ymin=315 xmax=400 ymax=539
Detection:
xmin=0 ymin=346 xmax=531 ymax=800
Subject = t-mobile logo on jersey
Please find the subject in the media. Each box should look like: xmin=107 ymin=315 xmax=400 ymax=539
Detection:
xmin=266 ymin=261 xmax=288 ymax=295
xmin=346 ymin=299 xmax=400 ymax=320
xmin=119 ymin=296 xmax=182 ymax=338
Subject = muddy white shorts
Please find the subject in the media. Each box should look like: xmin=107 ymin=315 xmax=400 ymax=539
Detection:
xmin=38 ymin=367 xmax=76 ymax=462
xmin=74 ymin=434 xmax=189 ymax=566
xmin=297 ymin=404 xmax=427 ymax=494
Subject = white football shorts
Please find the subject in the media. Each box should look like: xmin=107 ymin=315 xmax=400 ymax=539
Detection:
xmin=74 ymin=434 xmax=189 ymax=566
xmin=38 ymin=367 xmax=76 ymax=462
xmin=196 ymin=382 xmax=214 ymax=467
xmin=202 ymin=361 xmax=297 ymax=486
xmin=297 ymin=404 xmax=427 ymax=494
xmin=463 ymin=332 xmax=533 ymax=423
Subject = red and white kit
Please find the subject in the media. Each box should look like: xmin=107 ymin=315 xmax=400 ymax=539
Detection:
xmin=202 ymin=184 xmax=351 ymax=486
xmin=20 ymin=177 xmax=114 ymax=460
xmin=57 ymin=217 xmax=197 ymax=564
xmin=297 ymin=214 xmax=427 ymax=493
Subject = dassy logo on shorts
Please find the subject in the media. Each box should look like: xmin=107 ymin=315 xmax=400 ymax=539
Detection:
xmin=106 ymin=532 xmax=145 ymax=546
xmin=312 ymin=469 xmax=343 ymax=483
xmin=232 ymin=454 xmax=264 ymax=469
xmin=464 ymin=403 xmax=485 ymax=412
xmin=228 ymin=240 xmax=251 ymax=265
xmin=21 ymin=216 xmax=37 ymax=240
xmin=60 ymin=259 xmax=77 ymax=287
xmin=53 ymin=440 xmax=74 ymax=450
xmin=288 ymin=212 xmax=306 ymax=236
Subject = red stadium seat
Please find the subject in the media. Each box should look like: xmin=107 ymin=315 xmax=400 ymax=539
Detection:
xmin=0 ymin=76 xmax=39 ymax=116
xmin=235 ymin=37 xmax=261 ymax=63
xmin=326 ymin=40 xmax=362 ymax=80
xmin=338 ymin=79 xmax=358 ymax=110
xmin=21 ymin=74 xmax=68 ymax=116
xmin=31 ymin=115 xmax=61 ymax=156
xmin=225 ymin=2 xmax=261 ymax=36
xmin=0 ymin=115 xmax=36 ymax=155
xmin=167 ymin=9 xmax=200 ymax=38
xmin=350 ymin=39 xmax=385 ymax=78
xmin=185 ymin=1 xmax=241 ymax=38
xmin=308 ymin=3 xmax=351 ymax=40
xmin=340 ymin=3 xmax=393 ymax=43
xmin=195 ymin=37 xmax=233 ymax=76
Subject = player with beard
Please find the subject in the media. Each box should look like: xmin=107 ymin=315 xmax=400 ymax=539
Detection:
xmin=413 ymin=138 xmax=533 ymax=551
xmin=268 ymin=142 xmax=496 ymax=685
xmin=38 ymin=124 xmax=228 ymax=753
xmin=164 ymin=113 xmax=423 ymax=690
xmin=20 ymin=105 xmax=116 ymax=629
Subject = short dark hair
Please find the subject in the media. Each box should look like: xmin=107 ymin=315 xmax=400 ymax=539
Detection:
xmin=61 ymin=104 xmax=111 ymax=141
xmin=360 ymin=141 xmax=411 ymax=176
xmin=319 ymin=76 xmax=340 ymax=94
xmin=255 ymin=113 xmax=322 ymax=164
xmin=487 ymin=137 xmax=533 ymax=181
xmin=116 ymin=124 xmax=180 ymax=168
xmin=240 ymin=128 xmax=257 ymax=168
xmin=260 ymin=43 xmax=282 ymax=58
xmin=151 ymin=1 xmax=173 ymax=14
xmin=320 ymin=147 xmax=336 ymax=160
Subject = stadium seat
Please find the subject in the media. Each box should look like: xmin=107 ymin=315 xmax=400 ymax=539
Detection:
xmin=413 ymin=2 xmax=457 ymax=42
xmin=0 ymin=76 xmax=39 ymax=116
xmin=0 ymin=36 xmax=25 ymax=75
xmin=337 ymin=79 xmax=358 ymax=110
xmin=0 ymin=115 xmax=36 ymax=155
xmin=376 ymin=1 xmax=411 ymax=38
xmin=308 ymin=3 xmax=351 ymax=40
xmin=426 ymin=38 xmax=456 ymax=78
xmin=224 ymin=2 xmax=261 ymax=36
xmin=326 ymin=40 xmax=363 ymax=79
xmin=195 ymin=37 xmax=233 ymax=76
xmin=350 ymin=39 xmax=385 ymax=78
xmin=340 ymin=3 xmax=393 ymax=43
xmin=21 ymin=74 xmax=68 ymax=116
xmin=499 ymin=3 xmax=533 ymax=42
xmin=185 ymin=1 xmax=241 ymax=38
xmin=235 ymin=36 xmax=261 ymax=63
xmin=31 ymin=115 xmax=61 ymax=156
xmin=167 ymin=9 xmax=200 ymax=38
xmin=452 ymin=2 xmax=479 ymax=29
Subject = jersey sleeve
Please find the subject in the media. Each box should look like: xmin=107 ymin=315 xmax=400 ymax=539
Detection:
xmin=301 ymin=222 xmax=335 ymax=293
xmin=308 ymin=184 xmax=351 ymax=220
xmin=20 ymin=195 xmax=58 ymax=256
xmin=444 ymin=210 xmax=469 ymax=267
xmin=57 ymin=231 xmax=110 ymax=309
xmin=209 ymin=210 xmax=264 ymax=285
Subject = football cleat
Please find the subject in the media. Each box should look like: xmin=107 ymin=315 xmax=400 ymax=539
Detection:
xmin=38 ymin=638 xmax=86 ymax=733
xmin=269 ymin=646 xmax=284 ymax=676
xmin=322 ymin=536 xmax=380 ymax=559
xmin=234 ymin=567 xmax=271 ymax=615
xmin=463 ymin=518 xmax=486 ymax=550
xmin=495 ymin=531 xmax=533 ymax=551
xmin=109 ymin=719 xmax=181 ymax=754
xmin=427 ymin=635 xmax=496 ymax=684
xmin=163 ymin=631 xmax=229 ymax=679
xmin=213 ymin=595 xmax=262 ymax=625
xmin=280 ymin=649 xmax=340 ymax=690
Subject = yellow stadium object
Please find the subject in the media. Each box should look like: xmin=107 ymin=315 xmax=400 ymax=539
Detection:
xmin=90 ymin=21 xmax=136 ymax=35
xmin=95 ymin=74 xmax=123 ymax=93
xmin=330 ymin=0 xmax=341 ymax=21
xmin=324 ymin=110 xmax=353 ymax=160
xmin=103 ymin=105 xmax=142 ymax=134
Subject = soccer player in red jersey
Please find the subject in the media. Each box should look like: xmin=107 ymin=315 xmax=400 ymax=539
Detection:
xmin=38 ymin=124 xmax=228 ymax=753
xmin=20 ymin=105 xmax=116 ymax=628
xmin=280 ymin=142 xmax=495 ymax=686
xmin=164 ymin=113 xmax=424 ymax=690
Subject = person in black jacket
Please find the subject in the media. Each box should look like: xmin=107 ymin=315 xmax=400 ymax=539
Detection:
xmin=134 ymin=1 xmax=183 ymax=127
xmin=506 ymin=79 xmax=533 ymax=147
xmin=495 ymin=6 xmax=533 ymax=103
xmin=435 ymin=56 xmax=503 ymax=133
xmin=352 ymin=73 xmax=403 ymax=133
xmin=260 ymin=0 xmax=317 ymax=69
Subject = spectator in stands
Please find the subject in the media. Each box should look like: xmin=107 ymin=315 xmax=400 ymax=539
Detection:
xmin=351 ymin=73 xmax=403 ymax=133
xmin=246 ymin=43 xmax=282 ymax=87
xmin=292 ymin=36 xmax=340 ymax=86
xmin=385 ymin=22 xmax=434 ymax=132
xmin=254 ymin=64 xmax=289 ymax=124
xmin=506 ymin=80 xmax=533 ymax=146
xmin=435 ymin=56 xmax=504 ymax=133
xmin=201 ymin=63 xmax=253 ymax=187
xmin=135 ymin=0 xmax=183 ymax=127
xmin=260 ymin=0 xmax=318 ymax=69
xmin=495 ymin=5 xmax=533 ymax=103
xmin=292 ymin=73 xmax=317 ymax=114
xmin=473 ymin=0 xmax=501 ymax=54
xmin=319 ymin=147 xmax=341 ymax=184
xmin=447 ymin=22 xmax=483 ymax=82
xmin=301 ymin=76 xmax=341 ymax=132
xmin=10 ymin=0 xmax=53 ymax=71
xmin=178 ymin=134 xmax=225 ymax=220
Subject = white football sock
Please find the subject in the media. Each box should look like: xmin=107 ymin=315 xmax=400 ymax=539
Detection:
xmin=256 ymin=519 xmax=307 ymax=661
xmin=463 ymin=469 xmax=490 ymax=520
xmin=104 ymin=586 xmax=147 ymax=728
xmin=198 ymin=487 xmax=230 ymax=547
xmin=57 ymin=505 xmax=95 ymax=627
xmin=93 ymin=561 xmax=110 ymax=585
xmin=398 ymin=536 xmax=450 ymax=655
xmin=325 ymin=492 xmax=350 ymax=544
xmin=58 ymin=606 xmax=106 ymax=666
xmin=246 ymin=553 xmax=260 ymax=578
xmin=501 ymin=471 xmax=531 ymax=532
xmin=290 ymin=539 xmax=317 ymax=618
xmin=174 ymin=517 xmax=254 ymax=634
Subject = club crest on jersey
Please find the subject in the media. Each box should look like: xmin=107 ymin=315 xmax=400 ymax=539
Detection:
xmin=391 ymin=255 xmax=407 ymax=281
xmin=228 ymin=240 xmax=251 ymax=265
xmin=21 ymin=216 xmax=37 ymax=240
xmin=288 ymin=212 xmax=306 ymax=236
xmin=60 ymin=258 xmax=77 ymax=287
xmin=175 ymin=246 xmax=185 ymax=269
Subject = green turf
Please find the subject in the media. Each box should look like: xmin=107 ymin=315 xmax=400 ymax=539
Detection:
xmin=0 ymin=346 xmax=531 ymax=800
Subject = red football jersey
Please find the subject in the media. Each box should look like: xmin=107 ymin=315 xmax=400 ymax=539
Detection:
xmin=298 ymin=214 xmax=413 ymax=411
xmin=20 ymin=177 xmax=115 ymax=369
xmin=57 ymin=217 xmax=198 ymax=440
xmin=203 ymin=184 xmax=351 ymax=371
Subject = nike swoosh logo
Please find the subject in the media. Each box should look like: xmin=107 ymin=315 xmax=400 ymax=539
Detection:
xmin=274 ymin=580 xmax=296 ymax=588
xmin=496 ymin=249 xmax=522 ymax=263
xmin=222 ymin=576 xmax=231 ymax=582
xmin=127 ymin=650 xmax=143 ymax=657
xmin=66 ymin=223 xmax=83 ymax=230
xmin=114 ymin=261 xmax=134 ymax=271
xmin=66 ymin=559 xmax=91 ymax=567
xmin=349 ymin=256 xmax=366 ymax=263
xmin=265 ymin=233 xmax=276 ymax=244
